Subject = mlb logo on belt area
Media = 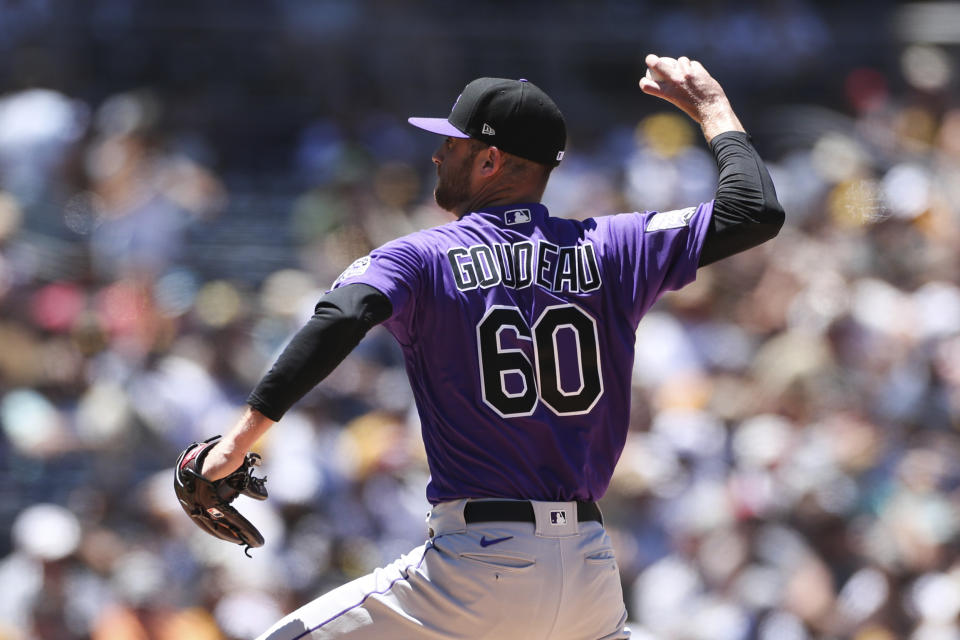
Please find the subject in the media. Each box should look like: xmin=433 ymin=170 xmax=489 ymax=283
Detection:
xmin=550 ymin=510 xmax=567 ymax=525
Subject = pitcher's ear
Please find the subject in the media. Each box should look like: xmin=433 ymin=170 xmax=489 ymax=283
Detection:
xmin=477 ymin=145 xmax=506 ymax=177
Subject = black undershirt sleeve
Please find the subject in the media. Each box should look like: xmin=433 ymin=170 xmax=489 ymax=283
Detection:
xmin=698 ymin=131 xmax=785 ymax=267
xmin=247 ymin=283 xmax=392 ymax=421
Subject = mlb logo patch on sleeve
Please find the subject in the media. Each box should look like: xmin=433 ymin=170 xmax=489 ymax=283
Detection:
xmin=333 ymin=255 xmax=371 ymax=286
xmin=645 ymin=206 xmax=696 ymax=232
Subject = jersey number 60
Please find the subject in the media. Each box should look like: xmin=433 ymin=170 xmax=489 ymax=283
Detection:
xmin=476 ymin=304 xmax=603 ymax=418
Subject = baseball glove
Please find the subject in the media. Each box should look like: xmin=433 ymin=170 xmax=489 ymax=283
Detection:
xmin=174 ymin=435 xmax=268 ymax=556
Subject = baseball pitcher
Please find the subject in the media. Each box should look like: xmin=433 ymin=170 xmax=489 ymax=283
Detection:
xmin=175 ymin=54 xmax=784 ymax=639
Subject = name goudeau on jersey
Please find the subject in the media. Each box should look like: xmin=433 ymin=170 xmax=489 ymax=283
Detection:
xmin=447 ymin=239 xmax=602 ymax=294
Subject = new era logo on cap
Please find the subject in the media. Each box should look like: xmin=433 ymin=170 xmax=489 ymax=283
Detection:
xmin=482 ymin=123 xmax=496 ymax=136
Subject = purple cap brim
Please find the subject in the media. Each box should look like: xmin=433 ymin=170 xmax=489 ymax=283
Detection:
xmin=407 ymin=117 xmax=469 ymax=138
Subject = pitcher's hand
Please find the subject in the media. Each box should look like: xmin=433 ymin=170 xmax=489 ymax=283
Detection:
xmin=639 ymin=54 xmax=745 ymax=142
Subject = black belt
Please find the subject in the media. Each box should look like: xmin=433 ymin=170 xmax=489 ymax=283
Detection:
xmin=464 ymin=500 xmax=602 ymax=525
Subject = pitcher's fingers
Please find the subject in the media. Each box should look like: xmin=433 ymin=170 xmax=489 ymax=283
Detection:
xmin=639 ymin=76 xmax=662 ymax=95
xmin=651 ymin=55 xmax=680 ymax=79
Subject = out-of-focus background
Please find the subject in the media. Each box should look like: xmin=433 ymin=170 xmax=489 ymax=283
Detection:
xmin=2 ymin=1 xmax=960 ymax=638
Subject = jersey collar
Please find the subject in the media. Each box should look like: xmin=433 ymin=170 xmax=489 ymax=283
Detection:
xmin=462 ymin=203 xmax=549 ymax=227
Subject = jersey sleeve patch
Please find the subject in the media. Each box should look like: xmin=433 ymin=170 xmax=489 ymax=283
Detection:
xmin=645 ymin=207 xmax=696 ymax=233
xmin=333 ymin=255 xmax=371 ymax=287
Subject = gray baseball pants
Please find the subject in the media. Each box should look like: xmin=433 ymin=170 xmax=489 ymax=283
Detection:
xmin=255 ymin=499 xmax=631 ymax=639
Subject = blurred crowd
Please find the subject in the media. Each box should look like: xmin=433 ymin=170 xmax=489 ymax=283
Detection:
xmin=3 ymin=1 xmax=960 ymax=639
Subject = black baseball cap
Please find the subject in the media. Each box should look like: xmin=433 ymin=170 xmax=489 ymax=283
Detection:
xmin=408 ymin=77 xmax=566 ymax=167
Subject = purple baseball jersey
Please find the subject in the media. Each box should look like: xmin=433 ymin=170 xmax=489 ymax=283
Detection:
xmin=333 ymin=202 xmax=712 ymax=504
